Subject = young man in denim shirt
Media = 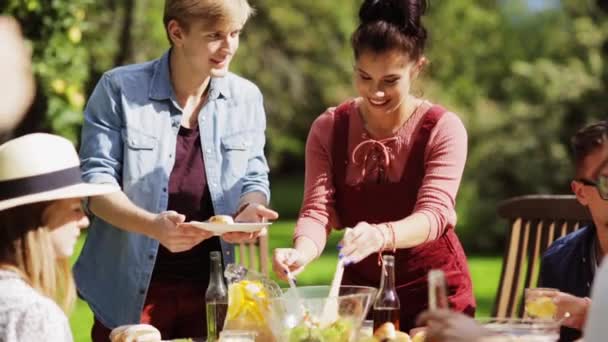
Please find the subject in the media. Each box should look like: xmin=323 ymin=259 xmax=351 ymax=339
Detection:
xmin=538 ymin=121 xmax=608 ymax=341
xmin=74 ymin=1 xmax=278 ymax=340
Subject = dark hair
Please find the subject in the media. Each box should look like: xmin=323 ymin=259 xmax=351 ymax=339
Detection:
xmin=352 ymin=0 xmax=428 ymax=60
xmin=571 ymin=121 xmax=608 ymax=176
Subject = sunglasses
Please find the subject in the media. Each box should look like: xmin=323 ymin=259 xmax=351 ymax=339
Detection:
xmin=576 ymin=175 xmax=608 ymax=200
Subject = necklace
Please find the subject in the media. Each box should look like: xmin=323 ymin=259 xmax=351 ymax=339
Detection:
xmin=360 ymin=97 xmax=424 ymax=139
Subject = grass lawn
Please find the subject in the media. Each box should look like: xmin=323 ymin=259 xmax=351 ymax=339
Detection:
xmin=69 ymin=220 xmax=502 ymax=341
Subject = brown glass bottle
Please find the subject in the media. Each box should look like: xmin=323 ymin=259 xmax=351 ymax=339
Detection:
xmin=373 ymin=255 xmax=401 ymax=332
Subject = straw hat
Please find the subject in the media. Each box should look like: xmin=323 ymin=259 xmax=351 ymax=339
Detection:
xmin=0 ymin=133 xmax=119 ymax=211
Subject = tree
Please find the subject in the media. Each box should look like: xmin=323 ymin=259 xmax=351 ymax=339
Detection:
xmin=4 ymin=0 xmax=92 ymax=142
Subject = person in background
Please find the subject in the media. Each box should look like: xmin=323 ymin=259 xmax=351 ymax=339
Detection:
xmin=74 ymin=0 xmax=277 ymax=340
xmin=417 ymin=121 xmax=608 ymax=342
xmin=273 ymin=0 xmax=474 ymax=333
xmin=0 ymin=133 xmax=118 ymax=341
xmin=0 ymin=16 xmax=34 ymax=133
xmin=538 ymin=121 xmax=608 ymax=341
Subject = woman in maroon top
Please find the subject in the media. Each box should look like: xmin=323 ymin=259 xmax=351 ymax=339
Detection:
xmin=273 ymin=0 xmax=475 ymax=332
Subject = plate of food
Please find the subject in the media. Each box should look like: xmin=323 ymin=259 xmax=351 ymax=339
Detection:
xmin=187 ymin=215 xmax=271 ymax=235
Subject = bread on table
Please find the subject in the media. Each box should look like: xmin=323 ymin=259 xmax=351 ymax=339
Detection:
xmin=109 ymin=324 xmax=162 ymax=342
xmin=373 ymin=322 xmax=412 ymax=342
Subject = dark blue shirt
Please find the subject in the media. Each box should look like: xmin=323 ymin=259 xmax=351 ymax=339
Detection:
xmin=539 ymin=225 xmax=597 ymax=342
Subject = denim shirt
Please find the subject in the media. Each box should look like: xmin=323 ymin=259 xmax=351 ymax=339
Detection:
xmin=74 ymin=50 xmax=270 ymax=329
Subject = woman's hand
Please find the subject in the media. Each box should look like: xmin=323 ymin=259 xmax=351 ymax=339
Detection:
xmin=273 ymin=248 xmax=309 ymax=281
xmin=221 ymin=203 xmax=278 ymax=244
xmin=339 ymin=222 xmax=385 ymax=265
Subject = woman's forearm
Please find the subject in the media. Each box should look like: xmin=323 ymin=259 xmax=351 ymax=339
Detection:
xmin=294 ymin=236 xmax=321 ymax=263
xmin=382 ymin=212 xmax=433 ymax=250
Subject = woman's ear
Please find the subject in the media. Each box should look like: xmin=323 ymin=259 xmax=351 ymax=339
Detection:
xmin=410 ymin=56 xmax=428 ymax=80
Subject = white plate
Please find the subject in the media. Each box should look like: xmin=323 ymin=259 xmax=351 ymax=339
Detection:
xmin=187 ymin=221 xmax=271 ymax=235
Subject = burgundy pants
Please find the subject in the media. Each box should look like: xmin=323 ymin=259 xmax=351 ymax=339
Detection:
xmin=91 ymin=279 xmax=206 ymax=341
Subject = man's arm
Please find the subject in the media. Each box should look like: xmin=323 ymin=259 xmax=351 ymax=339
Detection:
xmin=238 ymin=89 xmax=271 ymax=204
xmin=80 ymin=74 xmax=212 ymax=252
xmin=88 ymin=192 xmax=157 ymax=237
xmin=221 ymin=90 xmax=277 ymax=243
xmin=538 ymin=251 xmax=560 ymax=289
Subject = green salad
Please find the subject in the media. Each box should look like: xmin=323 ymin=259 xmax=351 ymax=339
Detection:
xmin=287 ymin=318 xmax=354 ymax=342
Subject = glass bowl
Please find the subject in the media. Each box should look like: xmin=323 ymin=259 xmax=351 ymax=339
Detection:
xmin=478 ymin=317 xmax=560 ymax=342
xmin=268 ymin=285 xmax=377 ymax=342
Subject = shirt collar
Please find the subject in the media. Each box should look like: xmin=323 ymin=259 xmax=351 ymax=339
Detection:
xmin=149 ymin=49 xmax=232 ymax=101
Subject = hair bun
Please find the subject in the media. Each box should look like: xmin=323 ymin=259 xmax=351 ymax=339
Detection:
xmin=359 ymin=0 xmax=427 ymax=35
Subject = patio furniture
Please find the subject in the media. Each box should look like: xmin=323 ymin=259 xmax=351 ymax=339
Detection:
xmin=492 ymin=194 xmax=592 ymax=318
xmin=237 ymin=229 xmax=270 ymax=276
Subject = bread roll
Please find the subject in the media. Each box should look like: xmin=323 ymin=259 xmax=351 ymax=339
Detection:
xmin=373 ymin=323 xmax=412 ymax=342
xmin=109 ymin=324 xmax=161 ymax=342
xmin=209 ymin=215 xmax=234 ymax=224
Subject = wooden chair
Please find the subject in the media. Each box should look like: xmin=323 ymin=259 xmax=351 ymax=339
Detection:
xmin=492 ymin=195 xmax=592 ymax=318
xmin=236 ymin=229 xmax=270 ymax=276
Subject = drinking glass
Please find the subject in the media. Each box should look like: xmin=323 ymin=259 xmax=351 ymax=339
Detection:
xmin=524 ymin=288 xmax=559 ymax=320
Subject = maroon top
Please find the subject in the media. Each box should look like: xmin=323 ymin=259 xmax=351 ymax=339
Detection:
xmin=332 ymin=103 xmax=475 ymax=332
xmin=152 ymin=125 xmax=221 ymax=281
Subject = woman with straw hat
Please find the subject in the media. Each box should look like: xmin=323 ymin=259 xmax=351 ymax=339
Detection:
xmin=0 ymin=133 xmax=118 ymax=341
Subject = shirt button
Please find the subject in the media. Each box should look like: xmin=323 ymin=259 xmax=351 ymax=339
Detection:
xmin=211 ymin=183 xmax=217 ymax=187
xmin=162 ymin=187 xmax=167 ymax=192
xmin=583 ymin=257 xmax=586 ymax=263
xmin=139 ymin=289 xmax=146 ymax=295
xmin=206 ymin=149 xmax=211 ymax=153
xmin=201 ymin=117 xmax=206 ymax=122
xmin=226 ymin=251 xmax=231 ymax=256
xmin=148 ymin=254 xmax=154 ymax=260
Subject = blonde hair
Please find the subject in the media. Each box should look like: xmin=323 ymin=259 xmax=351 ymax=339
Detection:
xmin=163 ymin=0 xmax=254 ymax=43
xmin=0 ymin=201 xmax=76 ymax=313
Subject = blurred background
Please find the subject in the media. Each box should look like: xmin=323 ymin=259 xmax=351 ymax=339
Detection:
xmin=3 ymin=0 xmax=608 ymax=339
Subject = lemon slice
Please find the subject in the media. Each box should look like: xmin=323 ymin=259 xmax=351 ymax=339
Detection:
xmin=525 ymin=296 xmax=557 ymax=319
xmin=227 ymin=283 xmax=246 ymax=320
xmin=412 ymin=331 xmax=426 ymax=342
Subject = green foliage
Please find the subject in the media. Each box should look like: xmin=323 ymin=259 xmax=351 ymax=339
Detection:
xmin=4 ymin=0 xmax=92 ymax=142
xmin=231 ymin=0 xmax=360 ymax=168
xmin=443 ymin=1 xmax=608 ymax=251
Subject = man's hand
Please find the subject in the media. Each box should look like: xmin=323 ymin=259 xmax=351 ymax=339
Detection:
xmin=221 ymin=203 xmax=278 ymax=244
xmin=150 ymin=211 xmax=213 ymax=252
xmin=552 ymin=292 xmax=591 ymax=330
xmin=416 ymin=309 xmax=489 ymax=342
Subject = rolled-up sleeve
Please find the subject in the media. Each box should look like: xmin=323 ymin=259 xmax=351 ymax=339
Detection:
xmin=79 ymin=73 xmax=124 ymax=187
xmin=240 ymin=90 xmax=270 ymax=202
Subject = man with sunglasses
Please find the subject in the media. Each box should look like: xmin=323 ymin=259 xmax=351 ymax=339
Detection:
xmin=538 ymin=121 xmax=608 ymax=341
